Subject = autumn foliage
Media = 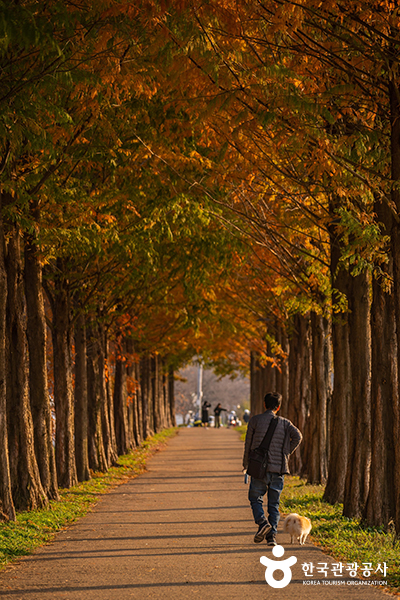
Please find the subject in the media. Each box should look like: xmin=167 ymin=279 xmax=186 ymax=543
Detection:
xmin=0 ymin=0 xmax=399 ymax=535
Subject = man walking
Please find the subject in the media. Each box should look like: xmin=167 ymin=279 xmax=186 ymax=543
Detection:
xmin=243 ymin=392 xmax=302 ymax=546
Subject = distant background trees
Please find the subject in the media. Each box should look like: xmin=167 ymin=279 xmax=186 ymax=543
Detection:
xmin=174 ymin=363 xmax=250 ymax=422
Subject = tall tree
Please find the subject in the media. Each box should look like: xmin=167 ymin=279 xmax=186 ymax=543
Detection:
xmin=24 ymin=228 xmax=59 ymax=500
xmin=6 ymin=228 xmax=47 ymax=510
xmin=46 ymin=260 xmax=77 ymax=488
xmin=74 ymin=312 xmax=90 ymax=482
xmin=0 ymin=203 xmax=14 ymax=520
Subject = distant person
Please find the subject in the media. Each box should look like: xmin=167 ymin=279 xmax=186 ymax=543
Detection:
xmin=243 ymin=409 xmax=250 ymax=424
xmin=185 ymin=410 xmax=194 ymax=427
xmin=243 ymin=392 xmax=302 ymax=547
xmin=228 ymin=410 xmax=237 ymax=427
xmin=214 ymin=403 xmax=227 ymax=428
xmin=201 ymin=400 xmax=211 ymax=427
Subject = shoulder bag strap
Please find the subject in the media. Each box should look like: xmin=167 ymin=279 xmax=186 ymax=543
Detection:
xmin=256 ymin=415 xmax=279 ymax=453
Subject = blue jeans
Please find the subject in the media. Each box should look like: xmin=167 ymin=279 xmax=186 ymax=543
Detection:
xmin=248 ymin=472 xmax=284 ymax=534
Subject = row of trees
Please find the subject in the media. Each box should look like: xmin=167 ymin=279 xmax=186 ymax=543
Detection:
xmin=149 ymin=0 xmax=400 ymax=533
xmin=1 ymin=0 xmax=400 ymax=536
xmin=0 ymin=1 xmax=256 ymax=521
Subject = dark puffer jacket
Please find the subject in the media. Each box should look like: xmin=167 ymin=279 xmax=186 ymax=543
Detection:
xmin=243 ymin=410 xmax=302 ymax=475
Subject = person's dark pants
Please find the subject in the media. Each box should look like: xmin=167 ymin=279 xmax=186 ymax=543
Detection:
xmin=248 ymin=472 xmax=284 ymax=534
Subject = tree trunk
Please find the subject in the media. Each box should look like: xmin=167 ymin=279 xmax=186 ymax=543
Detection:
xmin=391 ymin=225 xmax=400 ymax=535
xmin=277 ymin=327 xmax=289 ymax=417
xmin=74 ymin=313 xmax=90 ymax=482
xmin=24 ymin=234 xmax=59 ymax=500
xmin=140 ymin=355 xmax=152 ymax=438
xmin=160 ymin=358 xmax=167 ymax=429
xmin=389 ymin=79 xmax=400 ymax=535
xmin=113 ymin=338 xmax=130 ymax=455
xmin=324 ymin=221 xmax=351 ymax=504
xmin=323 ymin=307 xmax=351 ymax=504
xmin=130 ymin=380 xmax=141 ymax=447
xmin=100 ymin=326 xmax=118 ymax=466
xmin=151 ymin=355 xmax=161 ymax=433
xmin=287 ymin=313 xmax=311 ymax=475
xmin=133 ymin=356 xmax=144 ymax=444
xmin=168 ymin=366 xmax=176 ymax=427
xmin=250 ymin=349 xmax=276 ymax=416
xmin=104 ymin=331 xmax=118 ymax=460
xmin=125 ymin=338 xmax=140 ymax=447
xmin=6 ymin=229 xmax=47 ymax=510
xmin=86 ymin=320 xmax=108 ymax=472
xmin=250 ymin=351 xmax=263 ymax=416
xmin=363 ymin=262 xmax=398 ymax=527
xmin=0 ymin=209 xmax=14 ymax=521
xmin=133 ymin=385 xmax=142 ymax=445
xmin=51 ymin=261 xmax=77 ymax=488
xmin=158 ymin=358 xmax=167 ymax=429
xmin=305 ymin=312 xmax=331 ymax=485
xmin=162 ymin=361 xmax=172 ymax=428
xmin=343 ymin=270 xmax=371 ymax=518
xmin=362 ymin=162 xmax=399 ymax=528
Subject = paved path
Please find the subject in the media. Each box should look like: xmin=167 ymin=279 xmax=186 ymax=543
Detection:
xmin=0 ymin=428 xmax=392 ymax=599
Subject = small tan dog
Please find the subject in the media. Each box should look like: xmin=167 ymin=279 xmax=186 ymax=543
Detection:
xmin=283 ymin=513 xmax=312 ymax=545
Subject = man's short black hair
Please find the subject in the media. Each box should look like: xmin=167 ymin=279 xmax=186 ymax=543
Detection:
xmin=264 ymin=392 xmax=282 ymax=410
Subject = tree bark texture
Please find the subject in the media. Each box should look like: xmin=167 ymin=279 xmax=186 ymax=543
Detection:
xmin=323 ymin=307 xmax=350 ymax=504
xmin=0 ymin=210 xmax=14 ymax=521
xmin=86 ymin=320 xmax=108 ymax=473
xmin=363 ymin=196 xmax=398 ymax=528
xmin=162 ymin=363 xmax=172 ymax=428
xmin=151 ymin=355 xmax=161 ymax=433
xmin=343 ymin=270 xmax=371 ymax=518
xmin=168 ymin=366 xmax=176 ymax=427
xmin=113 ymin=339 xmax=131 ymax=455
xmin=99 ymin=326 xmax=118 ymax=466
xmin=287 ymin=313 xmax=311 ymax=475
xmin=389 ymin=80 xmax=400 ymax=535
xmin=275 ymin=324 xmax=289 ymax=416
xmin=391 ymin=225 xmax=400 ymax=535
xmin=24 ymin=235 xmax=59 ymax=500
xmin=74 ymin=313 xmax=90 ymax=482
xmin=250 ymin=350 xmax=276 ymax=416
xmin=103 ymin=332 xmax=118 ymax=460
xmin=324 ymin=223 xmax=351 ymax=504
xmin=250 ymin=351 xmax=264 ymax=416
xmin=6 ymin=229 xmax=47 ymax=510
xmin=51 ymin=263 xmax=77 ymax=488
xmin=305 ymin=312 xmax=331 ymax=485
xmin=363 ymin=263 xmax=398 ymax=528
xmin=133 ymin=357 xmax=143 ymax=445
xmin=140 ymin=355 xmax=152 ymax=438
xmin=126 ymin=338 xmax=140 ymax=448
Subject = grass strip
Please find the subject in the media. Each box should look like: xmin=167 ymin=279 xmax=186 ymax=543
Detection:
xmin=236 ymin=424 xmax=400 ymax=595
xmin=281 ymin=477 xmax=400 ymax=594
xmin=0 ymin=427 xmax=178 ymax=570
